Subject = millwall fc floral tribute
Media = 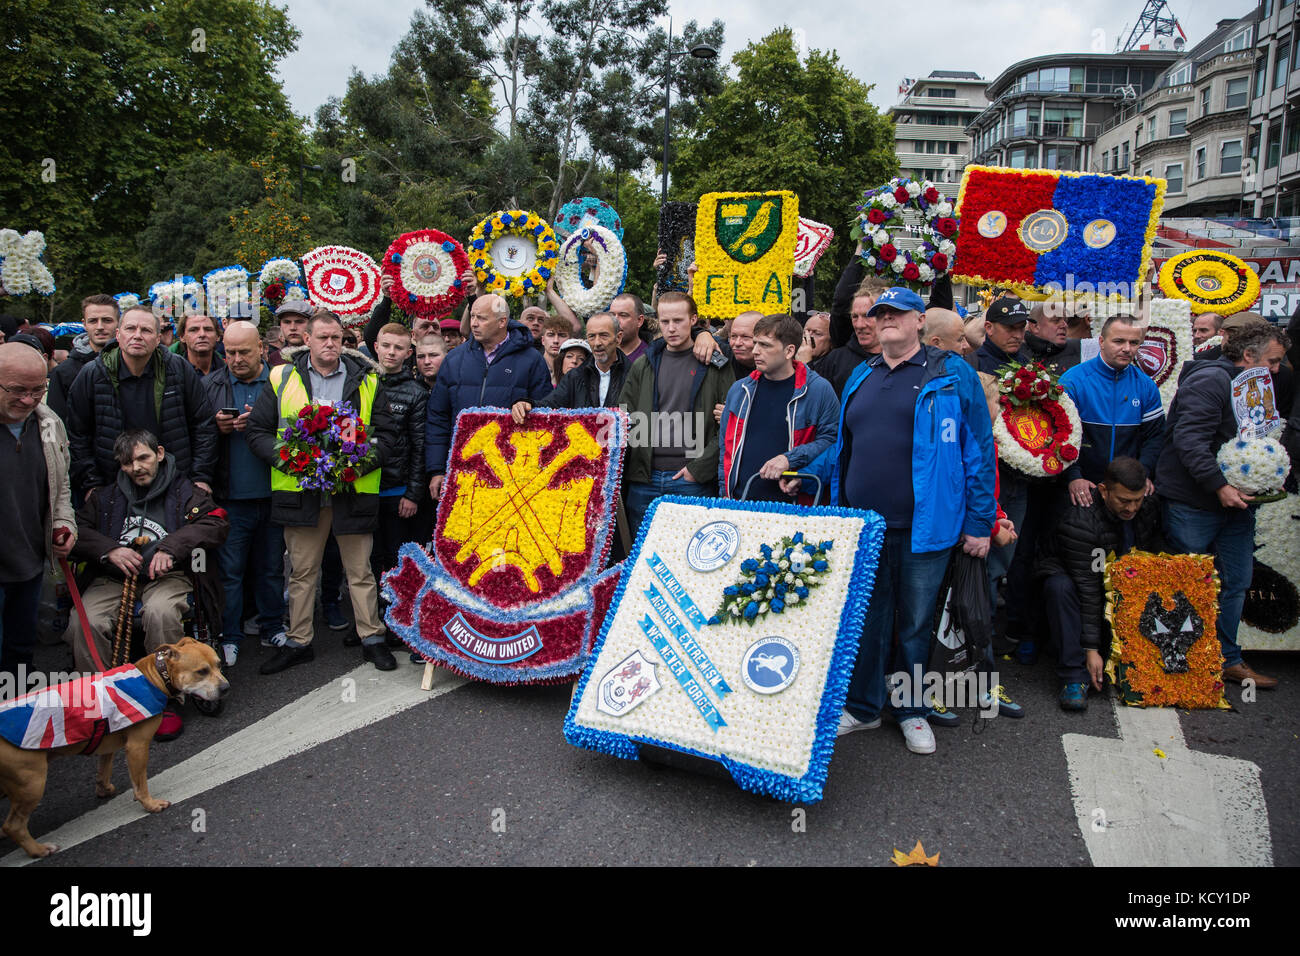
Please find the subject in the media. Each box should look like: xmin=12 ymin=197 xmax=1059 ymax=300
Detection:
xmin=566 ymin=497 xmax=886 ymax=804
xmin=382 ymin=408 xmax=627 ymax=685
xmin=992 ymin=360 xmax=1082 ymax=477
xmin=851 ymin=177 xmax=955 ymax=290
xmin=953 ymin=166 xmax=1165 ymax=300
xmin=694 ymin=190 xmax=799 ymax=321
xmin=273 ymin=401 xmax=373 ymax=494
xmin=301 ymin=244 xmax=383 ymax=318
xmin=1105 ymin=551 xmax=1228 ymax=710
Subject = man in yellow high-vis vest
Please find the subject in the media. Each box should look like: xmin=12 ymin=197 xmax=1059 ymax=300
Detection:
xmin=246 ymin=310 xmax=398 ymax=674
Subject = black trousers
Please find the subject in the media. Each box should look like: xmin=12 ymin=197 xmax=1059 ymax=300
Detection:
xmin=1042 ymin=572 xmax=1109 ymax=684
xmin=371 ymin=495 xmax=432 ymax=604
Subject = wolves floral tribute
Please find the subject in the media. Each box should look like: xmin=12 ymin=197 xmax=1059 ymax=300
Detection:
xmin=383 ymin=408 xmax=627 ymax=684
xmin=566 ymin=497 xmax=885 ymax=803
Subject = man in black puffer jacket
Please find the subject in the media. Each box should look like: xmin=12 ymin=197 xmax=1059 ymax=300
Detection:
xmin=66 ymin=305 xmax=217 ymax=501
xmin=511 ymin=313 xmax=627 ymax=417
xmin=425 ymin=294 xmax=551 ymax=499
xmin=1038 ymin=457 xmax=1163 ymax=712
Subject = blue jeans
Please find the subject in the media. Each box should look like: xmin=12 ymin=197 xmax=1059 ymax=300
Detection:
xmin=219 ymin=499 xmax=286 ymax=646
xmin=0 ymin=573 xmax=44 ymax=677
xmin=845 ymin=529 xmax=952 ymax=721
xmin=625 ymin=471 xmax=714 ymax=539
xmin=1161 ymin=499 xmax=1255 ymax=667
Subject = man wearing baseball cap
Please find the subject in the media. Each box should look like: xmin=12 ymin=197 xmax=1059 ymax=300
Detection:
xmin=793 ymin=286 xmax=997 ymax=755
xmin=439 ymin=317 xmax=465 ymax=350
xmin=272 ymin=299 xmax=313 ymax=366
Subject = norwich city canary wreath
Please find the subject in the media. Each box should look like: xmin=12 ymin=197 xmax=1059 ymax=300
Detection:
xmin=383 ymin=229 xmax=470 ymax=318
xmin=1158 ymin=250 xmax=1261 ymax=316
xmin=553 ymin=225 xmax=627 ymax=319
xmin=992 ymin=360 xmax=1082 ymax=477
xmin=468 ymin=210 xmax=560 ymax=299
xmin=851 ymin=177 xmax=957 ymax=288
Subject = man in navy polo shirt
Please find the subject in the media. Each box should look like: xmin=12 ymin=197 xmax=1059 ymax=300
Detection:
xmin=793 ymin=287 xmax=997 ymax=755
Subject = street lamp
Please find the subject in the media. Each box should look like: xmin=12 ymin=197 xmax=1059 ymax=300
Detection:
xmin=298 ymin=162 xmax=324 ymax=203
xmin=661 ymin=20 xmax=717 ymax=204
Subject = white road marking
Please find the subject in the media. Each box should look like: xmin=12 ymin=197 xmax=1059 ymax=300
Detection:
xmin=3 ymin=663 xmax=466 ymax=866
xmin=1064 ymin=696 xmax=1272 ymax=866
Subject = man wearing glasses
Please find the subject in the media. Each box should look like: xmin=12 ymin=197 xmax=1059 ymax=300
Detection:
xmin=0 ymin=343 xmax=77 ymax=679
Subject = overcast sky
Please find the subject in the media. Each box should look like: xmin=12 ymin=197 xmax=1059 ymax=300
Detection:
xmin=277 ymin=0 xmax=1232 ymax=120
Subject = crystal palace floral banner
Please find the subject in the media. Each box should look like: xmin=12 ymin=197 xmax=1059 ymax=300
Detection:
xmin=566 ymin=497 xmax=886 ymax=803
xmin=382 ymin=408 xmax=627 ymax=684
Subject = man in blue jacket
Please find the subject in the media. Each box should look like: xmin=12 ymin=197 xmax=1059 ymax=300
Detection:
xmin=1059 ymin=314 xmax=1164 ymax=507
xmin=788 ymin=287 xmax=998 ymax=756
xmin=425 ymin=294 xmax=552 ymax=499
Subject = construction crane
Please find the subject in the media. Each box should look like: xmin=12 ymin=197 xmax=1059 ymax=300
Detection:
xmin=1116 ymin=0 xmax=1187 ymax=52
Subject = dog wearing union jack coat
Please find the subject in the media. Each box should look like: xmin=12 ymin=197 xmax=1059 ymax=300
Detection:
xmin=0 ymin=638 xmax=228 ymax=858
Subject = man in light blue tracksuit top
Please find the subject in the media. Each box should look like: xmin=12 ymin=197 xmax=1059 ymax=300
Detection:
xmin=791 ymin=287 xmax=998 ymax=756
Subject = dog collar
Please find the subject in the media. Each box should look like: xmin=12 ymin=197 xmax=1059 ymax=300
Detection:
xmin=154 ymin=649 xmax=181 ymax=699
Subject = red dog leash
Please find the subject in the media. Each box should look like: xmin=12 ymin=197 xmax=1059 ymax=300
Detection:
xmin=53 ymin=527 xmax=108 ymax=674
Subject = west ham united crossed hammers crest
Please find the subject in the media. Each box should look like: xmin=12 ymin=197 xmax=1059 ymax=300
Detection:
xmin=382 ymin=408 xmax=628 ymax=684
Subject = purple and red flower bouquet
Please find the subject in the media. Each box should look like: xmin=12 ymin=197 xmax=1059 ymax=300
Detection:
xmin=274 ymin=401 xmax=373 ymax=494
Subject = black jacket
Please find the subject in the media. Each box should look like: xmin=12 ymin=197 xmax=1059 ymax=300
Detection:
xmin=811 ymin=336 xmax=877 ymax=397
xmin=1037 ymin=489 xmax=1163 ymax=650
xmin=378 ymin=370 xmax=428 ymax=501
xmin=1155 ymin=357 xmax=1240 ymax=512
xmin=538 ymin=350 xmax=629 ymax=410
xmin=244 ymin=346 xmax=398 ymax=533
xmin=66 ymin=342 xmax=218 ymax=495
xmin=47 ymin=332 xmax=99 ymax=421
xmin=1024 ymin=332 xmax=1081 ymax=377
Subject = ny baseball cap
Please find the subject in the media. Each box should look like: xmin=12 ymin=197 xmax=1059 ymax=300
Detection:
xmin=986 ymin=296 xmax=1031 ymax=325
xmin=866 ymin=286 xmax=927 ymax=317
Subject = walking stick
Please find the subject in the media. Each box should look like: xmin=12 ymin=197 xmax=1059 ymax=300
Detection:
xmin=110 ymin=535 xmax=151 ymax=668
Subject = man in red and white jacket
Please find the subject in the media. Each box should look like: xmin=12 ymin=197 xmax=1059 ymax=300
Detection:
xmin=718 ymin=315 xmax=839 ymax=502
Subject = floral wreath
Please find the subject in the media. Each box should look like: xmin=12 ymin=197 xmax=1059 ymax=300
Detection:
xmin=301 ymin=244 xmax=383 ymax=317
xmin=0 ymin=229 xmax=56 ymax=296
xmin=851 ymin=177 xmax=956 ymax=289
xmin=468 ymin=210 xmax=559 ymax=299
xmin=1217 ymin=436 xmax=1291 ymax=500
xmin=113 ymin=292 xmax=143 ymax=313
xmin=383 ymin=229 xmax=470 ymax=319
xmin=1158 ymin=251 xmax=1260 ymax=316
xmin=203 ymin=265 xmax=251 ymax=319
xmin=148 ymin=276 xmax=202 ymax=318
xmin=992 ymin=360 xmax=1082 ymax=477
xmin=708 ymin=533 xmax=833 ymax=627
xmin=552 ymin=225 xmax=627 ymax=319
xmin=258 ymin=257 xmax=302 ymax=309
xmin=554 ymin=197 xmax=624 ymax=242
xmin=656 ymin=201 xmax=697 ymax=294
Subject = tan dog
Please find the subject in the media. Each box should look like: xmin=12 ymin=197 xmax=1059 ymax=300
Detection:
xmin=0 ymin=638 xmax=229 ymax=858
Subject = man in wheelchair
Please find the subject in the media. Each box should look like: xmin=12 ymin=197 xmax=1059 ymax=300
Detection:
xmin=68 ymin=429 xmax=228 ymax=735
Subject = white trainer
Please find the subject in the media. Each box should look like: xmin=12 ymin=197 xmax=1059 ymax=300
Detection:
xmin=837 ymin=709 xmax=883 ymax=736
xmin=221 ymin=642 xmax=239 ymax=667
xmin=261 ymin=630 xmax=289 ymax=648
xmin=900 ymin=717 xmax=936 ymax=754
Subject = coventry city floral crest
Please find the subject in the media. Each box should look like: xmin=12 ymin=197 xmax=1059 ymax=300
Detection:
xmin=566 ymin=497 xmax=886 ymax=804
xmin=382 ymin=408 xmax=627 ymax=685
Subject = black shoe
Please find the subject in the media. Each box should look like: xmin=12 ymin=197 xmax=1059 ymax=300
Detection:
xmin=363 ymin=642 xmax=397 ymax=671
xmin=410 ymin=651 xmax=425 ymax=664
xmin=259 ymin=643 xmax=315 ymax=674
xmin=384 ymin=630 xmax=404 ymax=648
xmin=342 ymin=631 xmax=361 ymax=647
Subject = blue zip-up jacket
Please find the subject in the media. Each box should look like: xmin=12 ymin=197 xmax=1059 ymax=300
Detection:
xmin=1058 ymin=355 xmax=1164 ymax=484
xmin=807 ymin=345 xmax=997 ymax=552
xmin=718 ymin=362 xmax=839 ymax=497
xmin=425 ymin=322 xmax=552 ymax=473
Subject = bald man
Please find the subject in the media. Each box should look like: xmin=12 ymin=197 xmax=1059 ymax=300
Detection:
xmin=201 ymin=320 xmax=284 ymax=664
xmin=922 ymin=309 xmax=968 ymax=356
xmin=0 ymin=343 xmax=76 ymax=676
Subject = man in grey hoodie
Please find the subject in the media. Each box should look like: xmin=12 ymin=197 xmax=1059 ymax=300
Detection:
xmin=46 ymin=293 xmax=119 ymax=421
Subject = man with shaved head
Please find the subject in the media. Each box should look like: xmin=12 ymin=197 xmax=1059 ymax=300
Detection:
xmin=202 ymin=321 xmax=283 ymax=666
xmin=0 ymin=343 xmax=77 ymax=677
xmin=922 ymin=309 xmax=968 ymax=356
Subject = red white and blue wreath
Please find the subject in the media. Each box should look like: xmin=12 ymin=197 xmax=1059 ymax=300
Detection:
xmin=851 ymin=177 xmax=957 ymax=289
xmin=382 ymin=229 xmax=470 ymax=319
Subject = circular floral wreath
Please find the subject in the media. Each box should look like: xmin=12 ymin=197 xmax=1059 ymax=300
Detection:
xmin=383 ymin=229 xmax=470 ymax=318
xmin=554 ymin=197 xmax=623 ymax=242
xmin=301 ymin=245 xmax=383 ymax=317
xmin=1158 ymin=250 xmax=1260 ymax=316
xmin=467 ymin=210 xmax=559 ymax=299
xmin=1217 ymin=435 xmax=1291 ymax=498
xmin=852 ymin=177 xmax=957 ymax=287
xmin=992 ymin=361 xmax=1082 ymax=477
xmin=553 ymin=225 xmax=627 ymax=319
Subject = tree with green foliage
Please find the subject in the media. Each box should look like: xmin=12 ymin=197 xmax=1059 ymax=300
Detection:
xmin=0 ymin=0 xmax=303 ymax=317
xmin=671 ymin=29 xmax=898 ymax=308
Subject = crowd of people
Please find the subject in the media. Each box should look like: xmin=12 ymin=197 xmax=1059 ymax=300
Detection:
xmin=0 ymin=244 xmax=1293 ymax=754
